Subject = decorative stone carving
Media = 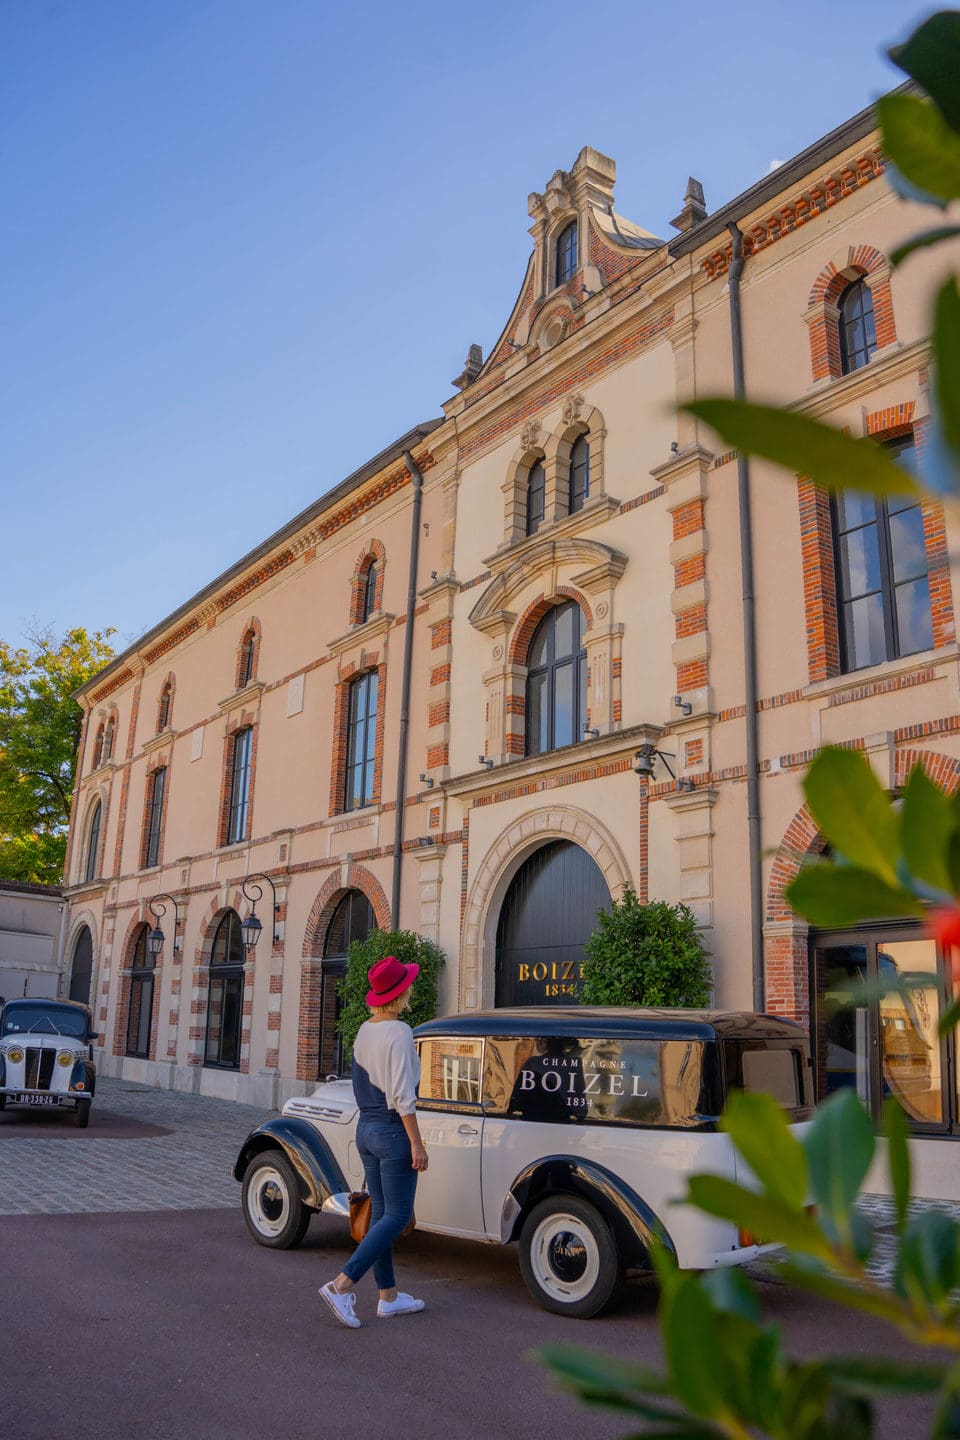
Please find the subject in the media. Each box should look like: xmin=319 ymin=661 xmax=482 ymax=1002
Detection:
xmin=562 ymin=394 xmax=584 ymax=426
xmin=520 ymin=419 xmax=542 ymax=451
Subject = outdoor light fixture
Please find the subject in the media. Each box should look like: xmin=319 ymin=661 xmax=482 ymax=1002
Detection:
xmin=634 ymin=744 xmax=694 ymax=793
xmin=241 ymin=873 xmax=280 ymax=949
xmin=478 ymin=755 xmax=494 ymax=769
xmin=146 ymin=893 xmax=182 ymax=956
xmin=419 ymin=773 xmax=435 ymax=788
xmin=673 ymin=694 xmax=693 ymax=717
xmin=583 ymin=724 xmax=600 ymax=739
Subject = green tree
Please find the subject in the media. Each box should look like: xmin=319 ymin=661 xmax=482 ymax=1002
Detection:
xmin=580 ymin=889 xmax=711 ymax=1007
xmin=0 ymin=626 xmax=116 ymax=885
xmin=336 ymin=927 xmax=446 ymax=1062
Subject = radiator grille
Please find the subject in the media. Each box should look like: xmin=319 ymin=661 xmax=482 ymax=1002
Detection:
xmin=24 ymin=1049 xmax=56 ymax=1090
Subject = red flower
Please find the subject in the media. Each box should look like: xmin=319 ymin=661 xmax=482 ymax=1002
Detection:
xmin=931 ymin=907 xmax=960 ymax=982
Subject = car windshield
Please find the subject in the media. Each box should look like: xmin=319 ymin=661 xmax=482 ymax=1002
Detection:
xmin=1 ymin=1004 xmax=88 ymax=1041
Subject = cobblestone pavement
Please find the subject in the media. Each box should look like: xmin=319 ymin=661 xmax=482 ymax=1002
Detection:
xmin=0 ymin=1076 xmax=275 ymax=1215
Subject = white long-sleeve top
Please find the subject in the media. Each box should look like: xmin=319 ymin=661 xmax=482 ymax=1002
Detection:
xmin=351 ymin=1019 xmax=420 ymax=1117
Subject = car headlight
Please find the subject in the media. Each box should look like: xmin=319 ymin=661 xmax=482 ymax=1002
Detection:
xmin=57 ymin=1051 xmax=74 ymax=1068
xmin=6 ymin=1047 xmax=23 ymax=1065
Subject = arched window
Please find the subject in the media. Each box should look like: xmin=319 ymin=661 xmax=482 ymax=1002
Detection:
xmin=84 ymin=801 xmax=102 ymax=884
xmin=102 ymin=717 xmax=115 ymax=762
xmin=555 ymin=221 xmax=578 ymax=287
xmin=69 ymin=926 xmax=93 ymax=1005
xmin=318 ymin=890 xmax=376 ymax=1077
xmin=525 ymin=601 xmax=587 ymax=756
xmin=568 ymin=433 xmax=590 ymax=514
xmin=92 ymin=723 xmax=105 ymax=769
xmin=344 ymin=672 xmax=378 ymax=811
xmin=839 ymin=278 xmax=877 ymax=374
xmin=238 ymin=629 xmax=256 ymax=688
xmin=144 ymin=767 xmax=166 ymax=869
xmin=205 ymin=910 xmax=245 ymax=1069
xmin=125 ymin=924 xmax=155 ymax=1059
xmin=360 ymin=562 xmax=377 ymax=624
xmin=157 ymin=681 xmax=172 ymax=733
xmin=526 ymin=460 xmax=546 ymax=537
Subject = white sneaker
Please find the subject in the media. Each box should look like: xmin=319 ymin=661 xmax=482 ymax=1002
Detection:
xmin=320 ymin=1281 xmax=361 ymax=1329
xmin=377 ymin=1292 xmax=425 ymax=1318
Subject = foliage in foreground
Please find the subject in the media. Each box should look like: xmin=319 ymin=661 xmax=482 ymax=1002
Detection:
xmin=581 ymin=890 xmax=711 ymax=1007
xmin=0 ymin=625 xmax=115 ymax=885
xmin=335 ymin=927 xmax=445 ymax=1062
xmin=542 ymin=1089 xmax=960 ymax=1439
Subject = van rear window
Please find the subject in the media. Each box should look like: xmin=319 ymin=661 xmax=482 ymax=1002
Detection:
xmin=741 ymin=1049 xmax=800 ymax=1106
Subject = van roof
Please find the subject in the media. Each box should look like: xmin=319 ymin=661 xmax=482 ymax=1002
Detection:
xmin=414 ymin=1008 xmax=806 ymax=1042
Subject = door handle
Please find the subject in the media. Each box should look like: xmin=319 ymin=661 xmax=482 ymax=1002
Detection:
xmin=457 ymin=1123 xmax=479 ymax=1136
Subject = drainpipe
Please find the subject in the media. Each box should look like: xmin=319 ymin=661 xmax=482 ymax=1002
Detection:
xmin=391 ymin=451 xmax=424 ymax=927
xmin=726 ymin=222 xmax=764 ymax=1012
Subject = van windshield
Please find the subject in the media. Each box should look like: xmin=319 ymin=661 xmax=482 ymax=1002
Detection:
xmin=1 ymin=1004 xmax=89 ymax=1041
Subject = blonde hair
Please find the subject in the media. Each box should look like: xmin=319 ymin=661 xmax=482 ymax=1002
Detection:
xmin=368 ymin=988 xmax=412 ymax=1019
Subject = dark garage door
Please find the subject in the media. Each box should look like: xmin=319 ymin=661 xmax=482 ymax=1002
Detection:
xmin=495 ymin=840 xmax=610 ymax=1007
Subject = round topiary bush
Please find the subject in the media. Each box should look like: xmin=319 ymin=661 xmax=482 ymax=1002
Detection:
xmin=336 ymin=928 xmax=446 ymax=1062
xmin=580 ymin=887 xmax=711 ymax=1007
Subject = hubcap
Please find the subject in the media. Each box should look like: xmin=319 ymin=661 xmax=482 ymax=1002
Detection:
xmin=530 ymin=1212 xmax=600 ymax=1302
xmin=249 ymin=1165 xmax=289 ymax=1236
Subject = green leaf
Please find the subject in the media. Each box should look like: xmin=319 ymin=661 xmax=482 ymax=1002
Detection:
xmin=935 ymin=278 xmax=960 ymax=463
xmin=889 ymin=12 xmax=960 ymax=134
xmin=787 ymin=863 xmax=923 ymax=927
xmin=896 ymin=1210 xmax=960 ymax=1307
xmin=662 ymin=1274 xmax=729 ymax=1419
xmin=939 ymin=996 xmax=960 ymax=1038
xmin=686 ymin=1175 xmax=833 ymax=1262
xmin=902 ymin=765 xmax=956 ymax=895
xmin=890 ymin=226 xmax=960 ymax=268
xmin=879 ymin=94 xmax=960 ymax=205
xmin=779 ymin=1259 xmax=915 ymax=1328
xmin=720 ymin=1091 xmax=808 ymax=1208
xmin=684 ymin=400 xmax=919 ymax=499
xmin=701 ymin=1265 xmax=761 ymax=1322
xmin=884 ymin=1099 xmax=912 ymax=1233
xmin=803 ymin=747 xmax=900 ymax=883
xmin=824 ymin=1355 xmax=946 ymax=1398
xmin=803 ymin=1089 xmax=875 ymax=1244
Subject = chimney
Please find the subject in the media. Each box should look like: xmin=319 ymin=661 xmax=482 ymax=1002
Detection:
xmin=670 ymin=177 xmax=708 ymax=234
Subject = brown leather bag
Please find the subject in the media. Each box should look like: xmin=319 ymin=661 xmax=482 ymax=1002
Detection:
xmin=347 ymin=1190 xmax=415 ymax=1243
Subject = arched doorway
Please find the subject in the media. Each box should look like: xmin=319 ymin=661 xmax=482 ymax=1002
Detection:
xmin=205 ymin=910 xmax=245 ymax=1069
xmin=318 ymin=890 xmax=375 ymax=1077
xmin=125 ymin=924 xmax=155 ymax=1059
xmin=69 ymin=926 xmax=93 ymax=1005
xmin=495 ymin=841 xmax=609 ymax=1006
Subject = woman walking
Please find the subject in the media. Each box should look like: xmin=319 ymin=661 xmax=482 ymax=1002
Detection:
xmin=320 ymin=955 xmax=428 ymax=1329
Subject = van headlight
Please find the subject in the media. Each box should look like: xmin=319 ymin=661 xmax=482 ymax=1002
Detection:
xmin=57 ymin=1051 xmax=75 ymax=1067
xmin=6 ymin=1047 xmax=23 ymax=1065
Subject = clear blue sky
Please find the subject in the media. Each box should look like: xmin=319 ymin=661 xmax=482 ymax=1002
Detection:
xmin=2 ymin=0 xmax=926 ymax=651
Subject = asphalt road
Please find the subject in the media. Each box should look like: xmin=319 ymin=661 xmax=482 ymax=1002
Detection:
xmin=1 ymin=1207 xmax=943 ymax=1440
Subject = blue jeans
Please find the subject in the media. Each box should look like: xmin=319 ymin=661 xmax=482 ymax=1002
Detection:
xmin=342 ymin=1118 xmax=418 ymax=1291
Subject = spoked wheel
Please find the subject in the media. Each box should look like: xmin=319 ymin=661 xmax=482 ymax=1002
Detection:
xmin=242 ymin=1151 xmax=311 ymax=1249
xmin=519 ymin=1195 xmax=620 ymax=1317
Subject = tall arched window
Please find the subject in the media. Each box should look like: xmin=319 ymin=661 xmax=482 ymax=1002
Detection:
xmin=568 ymin=433 xmax=590 ymax=514
xmin=84 ymin=801 xmax=102 ymax=884
xmin=555 ymin=221 xmax=578 ymax=287
xmin=226 ymin=727 xmax=253 ymax=844
xmin=102 ymin=716 xmax=115 ymax=762
xmin=93 ymin=723 xmax=105 ymax=769
xmin=360 ymin=562 xmax=377 ymax=623
xmin=238 ymin=630 xmax=256 ymax=688
xmin=525 ymin=601 xmax=587 ymax=756
xmin=144 ymin=766 xmax=166 ymax=869
xmin=318 ymin=890 xmax=376 ymax=1077
xmin=526 ymin=460 xmax=546 ymax=537
xmin=839 ymin=278 xmax=877 ymax=374
xmin=157 ymin=680 xmax=172 ymax=733
xmin=344 ymin=672 xmax=378 ymax=811
xmin=69 ymin=926 xmax=93 ymax=1005
xmin=125 ymin=924 xmax=155 ymax=1059
xmin=205 ymin=910 xmax=245 ymax=1069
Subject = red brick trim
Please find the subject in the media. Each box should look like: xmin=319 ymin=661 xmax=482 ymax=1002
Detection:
xmin=235 ymin=617 xmax=262 ymax=689
xmin=138 ymin=757 xmax=170 ymax=871
xmin=508 ymin=589 xmax=593 ymax=666
xmin=328 ymin=664 xmax=387 ymax=818
xmin=798 ymin=477 xmax=841 ymax=682
xmin=806 ymin=245 xmax=895 ymax=381
xmin=350 ymin=540 xmax=387 ymax=625
xmin=112 ymin=918 xmax=162 ymax=1063
xmin=156 ymin=673 xmax=175 ymax=733
xmin=217 ymin=718 xmax=258 ymax=848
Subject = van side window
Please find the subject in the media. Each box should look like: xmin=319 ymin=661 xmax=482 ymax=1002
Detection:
xmin=417 ymin=1038 xmax=484 ymax=1105
xmin=726 ymin=1042 xmax=810 ymax=1114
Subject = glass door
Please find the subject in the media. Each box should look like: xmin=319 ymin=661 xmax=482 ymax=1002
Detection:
xmin=811 ymin=925 xmax=950 ymax=1133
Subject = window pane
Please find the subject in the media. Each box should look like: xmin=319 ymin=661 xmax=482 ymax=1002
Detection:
xmin=528 ymin=618 xmax=550 ymax=669
xmin=526 ymin=670 xmax=548 ymax=755
xmin=418 ymin=1038 xmax=484 ymax=1104
xmin=553 ymin=602 xmax=576 ymax=659
xmin=879 ymin=939 xmax=942 ymax=1124
xmin=835 ymin=490 xmax=877 ymax=530
xmin=553 ymin=661 xmax=574 ymax=748
xmin=818 ymin=945 xmax=872 ymax=1105
xmin=839 ymin=525 xmax=882 ymax=599
xmin=896 ymin=576 xmax=934 ymax=655
xmin=527 ymin=462 xmax=545 ymax=536
xmin=888 ymin=505 xmax=927 ymax=583
xmin=843 ymin=592 xmax=887 ymax=670
xmin=569 ymin=435 xmax=589 ymax=512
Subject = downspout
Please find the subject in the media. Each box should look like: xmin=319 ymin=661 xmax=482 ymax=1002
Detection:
xmin=726 ymin=222 xmax=765 ymax=1012
xmin=390 ymin=450 xmax=424 ymax=927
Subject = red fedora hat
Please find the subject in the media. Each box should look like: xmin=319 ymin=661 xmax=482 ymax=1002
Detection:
xmin=366 ymin=955 xmax=419 ymax=1007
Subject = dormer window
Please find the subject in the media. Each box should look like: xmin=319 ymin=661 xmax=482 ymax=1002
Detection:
xmin=555 ymin=222 xmax=578 ymax=287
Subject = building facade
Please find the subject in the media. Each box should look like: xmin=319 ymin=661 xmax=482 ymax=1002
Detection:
xmin=63 ymin=97 xmax=960 ymax=1190
xmin=0 ymin=880 xmax=67 ymax=1003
